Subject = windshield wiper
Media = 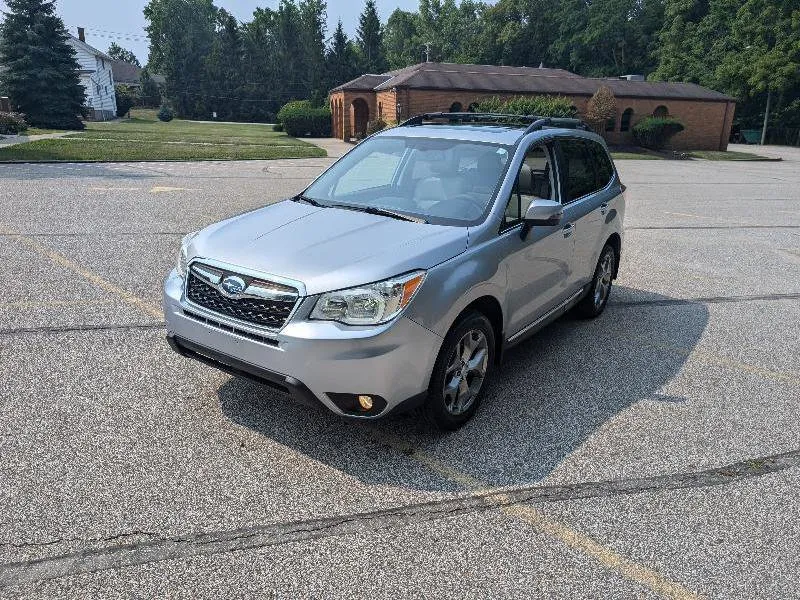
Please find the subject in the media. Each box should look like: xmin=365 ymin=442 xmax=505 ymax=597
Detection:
xmin=331 ymin=203 xmax=428 ymax=224
xmin=292 ymin=194 xmax=323 ymax=207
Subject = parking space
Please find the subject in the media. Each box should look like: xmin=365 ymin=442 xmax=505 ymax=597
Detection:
xmin=1 ymin=151 xmax=798 ymax=597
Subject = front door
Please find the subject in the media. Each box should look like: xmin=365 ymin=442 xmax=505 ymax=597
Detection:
xmin=497 ymin=142 xmax=576 ymax=338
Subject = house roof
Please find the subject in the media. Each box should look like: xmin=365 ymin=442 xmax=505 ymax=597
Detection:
xmin=67 ymin=35 xmax=113 ymax=61
xmin=332 ymin=62 xmax=734 ymax=102
xmin=109 ymin=59 xmax=142 ymax=85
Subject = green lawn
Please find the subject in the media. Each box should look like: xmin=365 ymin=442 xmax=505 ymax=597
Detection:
xmin=688 ymin=150 xmax=779 ymax=161
xmin=610 ymin=151 xmax=663 ymax=160
xmin=0 ymin=109 xmax=325 ymax=162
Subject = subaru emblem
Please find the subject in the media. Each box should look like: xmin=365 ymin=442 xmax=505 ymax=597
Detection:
xmin=220 ymin=275 xmax=246 ymax=296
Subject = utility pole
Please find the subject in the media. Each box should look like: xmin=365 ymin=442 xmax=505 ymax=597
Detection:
xmin=425 ymin=42 xmax=431 ymax=63
xmin=760 ymin=90 xmax=771 ymax=145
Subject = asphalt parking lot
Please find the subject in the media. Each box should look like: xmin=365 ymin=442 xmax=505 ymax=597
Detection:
xmin=1 ymin=147 xmax=799 ymax=598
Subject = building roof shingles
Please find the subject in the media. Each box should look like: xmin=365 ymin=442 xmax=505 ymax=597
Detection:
xmin=332 ymin=62 xmax=733 ymax=102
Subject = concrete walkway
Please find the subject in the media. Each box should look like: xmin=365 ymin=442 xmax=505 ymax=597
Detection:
xmin=0 ymin=132 xmax=71 ymax=147
xmin=306 ymin=137 xmax=354 ymax=158
xmin=728 ymin=143 xmax=799 ymax=161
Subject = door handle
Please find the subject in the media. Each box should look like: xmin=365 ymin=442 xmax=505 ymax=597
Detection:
xmin=600 ymin=202 xmax=609 ymax=215
xmin=562 ymin=223 xmax=575 ymax=238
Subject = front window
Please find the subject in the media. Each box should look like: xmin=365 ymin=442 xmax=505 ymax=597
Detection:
xmin=303 ymin=136 xmax=512 ymax=225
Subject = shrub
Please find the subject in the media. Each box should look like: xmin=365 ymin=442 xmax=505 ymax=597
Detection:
xmin=632 ymin=117 xmax=685 ymax=149
xmin=276 ymin=100 xmax=332 ymax=137
xmin=475 ymin=95 xmax=577 ymax=118
xmin=157 ymin=105 xmax=174 ymax=122
xmin=0 ymin=111 xmax=28 ymax=134
xmin=585 ymin=86 xmax=617 ymax=132
xmin=366 ymin=117 xmax=387 ymax=135
xmin=115 ymin=85 xmax=136 ymax=118
xmin=272 ymin=123 xmax=284 ymax=132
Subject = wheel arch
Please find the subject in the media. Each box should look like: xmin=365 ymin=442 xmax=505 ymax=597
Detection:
xmin=451 ymin=295 xmax=504 ymax=365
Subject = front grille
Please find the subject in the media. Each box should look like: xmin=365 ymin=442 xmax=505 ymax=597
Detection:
xmin=186 ymin=267 xmax=298 ymax=330
xmin=183 ymin=310 xmax=279 ymax=346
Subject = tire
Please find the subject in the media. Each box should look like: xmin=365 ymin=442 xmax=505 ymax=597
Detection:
xmin=424 ymin=312 xmax=495 ymax=430
xmin=574 ymin=244 xmax=616 ymax=319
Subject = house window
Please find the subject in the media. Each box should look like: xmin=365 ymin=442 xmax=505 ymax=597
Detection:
xmin=467 ymin=102 xmax=479 ymax=112
xmin=449 ymin=102 xmax=462 ymax=113
xmin=653 ymin=105 xmax=668 ymax=118
xmin=378 ymin=102 xmax=383 ymax=117
xmin=605 ymin=116 xmax=616 ymax=132
xmin=620 ymin=108 xmax=633 ymax=132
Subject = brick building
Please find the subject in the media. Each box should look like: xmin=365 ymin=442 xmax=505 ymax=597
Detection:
xmin=329 ymin=62 xmax=736 ymax=150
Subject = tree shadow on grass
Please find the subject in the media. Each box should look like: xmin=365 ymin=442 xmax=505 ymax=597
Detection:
xmin=219 ymin=286 xmax=708 ymax=491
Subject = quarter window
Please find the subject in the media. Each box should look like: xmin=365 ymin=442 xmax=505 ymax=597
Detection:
xmin=589 ymin=143 xmax=614 ymax=190
xmin=559 ymin=140 xmax=597 ymax=202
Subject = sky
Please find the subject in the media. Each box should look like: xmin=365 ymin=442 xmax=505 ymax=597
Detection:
xmin=0 ymin=0 xmax=426 ymax=65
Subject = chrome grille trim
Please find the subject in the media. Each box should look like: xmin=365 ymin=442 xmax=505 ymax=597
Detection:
xmin=183 ymin=258 xmax=303 ymax=332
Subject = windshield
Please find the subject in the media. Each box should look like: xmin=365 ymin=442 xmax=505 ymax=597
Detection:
xmin=303 ymin=135 xmax=512 ymax=226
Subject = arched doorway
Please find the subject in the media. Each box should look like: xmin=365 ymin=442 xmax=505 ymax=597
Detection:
xmin=352 ymin=98 xmax=369 ymax=139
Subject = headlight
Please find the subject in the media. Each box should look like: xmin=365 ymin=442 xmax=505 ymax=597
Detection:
xmin=176 ymin=231 xmax=198 ymax=278
xmin=310 ymin=271 xmax=426 ymax=325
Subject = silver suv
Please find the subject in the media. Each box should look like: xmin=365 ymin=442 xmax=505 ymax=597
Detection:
xmin=164 ymin=113 xmax=625 ymax=429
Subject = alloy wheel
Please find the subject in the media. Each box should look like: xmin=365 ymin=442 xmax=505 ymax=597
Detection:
xmin=442 ymin=329 xmax=489 ymax=415
xmin=593 ymin=250 xmax=614 ymax=308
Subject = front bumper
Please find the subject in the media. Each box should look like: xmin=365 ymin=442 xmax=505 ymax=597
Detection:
xmin=163 ymin=269 xmax=442 ymax=418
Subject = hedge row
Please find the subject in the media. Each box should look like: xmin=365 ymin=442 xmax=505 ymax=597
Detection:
xmin=475 ymin=95 xmax=578 ymax=118
xmin=277 ymin=100 xmax=332 ymax=137
xmin=632 ymin=117 xmax=685 ymax=149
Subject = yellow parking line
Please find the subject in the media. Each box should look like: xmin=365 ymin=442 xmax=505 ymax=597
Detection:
xmin=9 ymin=233 xmax=162 ymax=320
xmin=0 ymin=299 xmax=116 ymax=309
xmin=376 ymin=434 xmax=703 ymax=599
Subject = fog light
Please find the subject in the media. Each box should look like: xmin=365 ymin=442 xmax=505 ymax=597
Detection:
xmin=358 ymin=395 xmax=373 ymax=411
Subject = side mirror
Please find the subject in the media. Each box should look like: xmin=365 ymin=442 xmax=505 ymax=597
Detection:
xmin=521 ymin=199 xmax=563 ymax=239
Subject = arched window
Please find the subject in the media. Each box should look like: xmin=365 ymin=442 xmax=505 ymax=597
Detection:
xmin=653 ymin=105 xmax=668 ymax=118
xmin=449 ymin=102 xmax=463 ymax=113
xmin=467 ymin=102 xmax=480 ymax=113
xmin=620 ymin=108 xmax=633 ymax=132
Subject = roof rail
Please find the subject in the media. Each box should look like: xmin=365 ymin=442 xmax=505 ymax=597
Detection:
xmin=399 ymin=112 xmax=592 ymax=132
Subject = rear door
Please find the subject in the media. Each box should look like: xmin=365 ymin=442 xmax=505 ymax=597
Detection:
xmin=554 ymin=138 xmax=612 ymax=290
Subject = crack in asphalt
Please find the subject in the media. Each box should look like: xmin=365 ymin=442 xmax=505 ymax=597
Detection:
xmin=0 ymin=323 xmax=165 ymax=336
xmin=627 ymin=225 xmax=799 ymax=230
xmin=609 ymin=292 xmax=800 ymax=307
xmin=2 ymin=293 xmax=796 ymax=339
xmin=1 ymin=449 xmax=798 ymax=587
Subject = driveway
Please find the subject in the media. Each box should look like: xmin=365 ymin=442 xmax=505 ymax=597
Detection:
xmin=0 ymin=152 xmax=798 ymax=597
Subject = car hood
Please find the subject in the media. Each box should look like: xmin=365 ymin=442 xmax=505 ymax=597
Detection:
xmin=188 ymin=200 xmax=468 ymax=295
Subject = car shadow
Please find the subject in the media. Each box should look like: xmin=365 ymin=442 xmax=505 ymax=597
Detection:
xmin=219 ymin=285 xmax=708 ymax=490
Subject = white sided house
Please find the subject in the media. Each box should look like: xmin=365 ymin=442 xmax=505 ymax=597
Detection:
xmin=67 ymin=28 xmax=116 ymax=120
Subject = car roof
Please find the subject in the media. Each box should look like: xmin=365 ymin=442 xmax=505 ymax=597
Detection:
xmin=374 ymin=123 xmax=607 ymax=147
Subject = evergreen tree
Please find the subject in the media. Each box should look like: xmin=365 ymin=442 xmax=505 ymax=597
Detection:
xmin=325 ymin=20 xmax=360 ymax=89
xmin=0 ymin=0 xmax=86 ymax=129
xmin=356 ymin=0 xmax=386 ymax=73
xmin=203 ymin=9 xmax=244 ymax=120
xmin=144 ymin=0 xmax=216 ymax=118
xmin=300 ymin=0 xmax=327 ymax=102
xmin=107 ymin=42 xmax=141 ymax=67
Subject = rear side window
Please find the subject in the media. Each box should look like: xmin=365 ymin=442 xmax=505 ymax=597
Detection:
xmin=559 ymin=139 xmax=596 ymax=202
